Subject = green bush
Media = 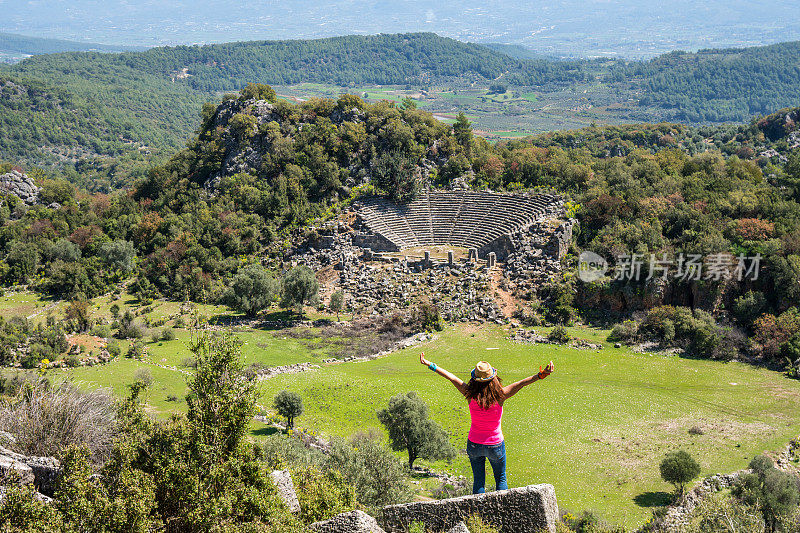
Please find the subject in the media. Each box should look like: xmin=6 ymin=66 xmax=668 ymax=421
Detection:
xmin=326 ymin=430 xmax=412 ymax=508
xmin=733 ymin=455 xmax=800 ymax=532
xmin=413 ymin=299 xmax=443 ymax=332
xmin=607 ymin=320 xmax=638 ymax=344
xmin=681 ymin=493 xmax=765 ymax=533
xmin=732 ymin=291 xmax=768 ymax=327
xmin=106 ymin=339 xmax=121 ymax=358
xmin=465 ymin=514 xmax=501 ymax=533
xmin=293 ymin=467 xmax=355 ymax=524
xmin=548 ymin=325 xmax=571 ymax=344
xmin=91 ymin=324 xmax=112 ymax=338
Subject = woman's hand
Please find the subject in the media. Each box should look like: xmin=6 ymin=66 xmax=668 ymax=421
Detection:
xmin=419 ymin=352 xmax=429 ymax=366
xmin=539 ymin=360 xmax=555 ymax=378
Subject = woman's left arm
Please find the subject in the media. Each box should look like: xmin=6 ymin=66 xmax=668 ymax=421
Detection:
xmin=502 ymin=360 xmax=554 ymax=399
xmin=420 ymin=352 xmax=467 ymax=395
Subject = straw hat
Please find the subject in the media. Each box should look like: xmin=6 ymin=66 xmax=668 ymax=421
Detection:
xmin=471 ymin=361 xmax=497 ymax=382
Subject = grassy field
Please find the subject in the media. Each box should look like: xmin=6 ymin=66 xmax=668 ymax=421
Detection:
xmin=5 ymin=291 xmax=799 ymax=529
xmin=262 ymin=324 xmax=800 ymax=528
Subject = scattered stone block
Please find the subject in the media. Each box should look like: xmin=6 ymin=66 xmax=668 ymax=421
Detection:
xmin=311 ymin=510 xmax=387 ymax=533
xmin=380 ymin=484 xmax=559 ymax=533
xmin=0 ymin=451 xmax=34 ymax=486
xmin=446 ymin=522 xmax=470 ymax=533
xmin=270 ymin=470 xmax=300 ymax=513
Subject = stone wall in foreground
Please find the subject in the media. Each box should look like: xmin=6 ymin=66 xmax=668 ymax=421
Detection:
xmin=379 ymin=483 xmax=559 ymax=533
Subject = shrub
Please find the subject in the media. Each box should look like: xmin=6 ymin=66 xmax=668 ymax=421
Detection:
xmin=607 ymin=320 xmax=639 ymax=344
xmin=732 ymin=290 xmax=767 ymax=327
xmin=91 ymin=324 xmax=112 ymax=338
xmin=682 ymin=493 xmax=765 ymax=533
xmin=326 ymin=430 xmax=413 ymax=508
xmin=548 ymin=325 xmax=571 ymax=344
xmin=0 ymin=379 xmax=116 ymax=461
xmin=132 ymin=368 xmax=153 ymax=390
xmin=117 ymin=310 xmax=144 ymax=339
xmin=660 ymin=450 xmax=701 ymax=495
xmin=106 ymin=339 xmax=121 ymax=358
xmin=179 ymin=356 xmax=197 ymax=369
xmin=159 ymin=328 xmax=175 ymax=341
xmin=413 ymin=299 xmax=444 ymax=332
xmin=733 ymin=455 xmax=800 ymax=532
xmin=126 ymin=340 xmax=144 ymax=359
xmin=293 ymin=466 xmax=355 ymax=524
xmin=465 ymin=515 xmax=500 ymax=533
xmin=753 ymin=309 xmax=800 ymax=359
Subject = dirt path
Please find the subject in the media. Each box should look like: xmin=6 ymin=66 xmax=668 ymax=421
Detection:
xmin=26 ymin=298 xmax=62 ymax=320
xmin=489 ymin=268 xmax=516 ymax=318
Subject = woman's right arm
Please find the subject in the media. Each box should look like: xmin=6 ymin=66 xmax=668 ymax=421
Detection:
xmin=420 ymin=352 xmax=467 ymax=395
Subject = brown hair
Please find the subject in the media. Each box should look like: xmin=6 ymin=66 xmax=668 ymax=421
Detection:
xmin=464 ymin=376 xmax=505 ymax=409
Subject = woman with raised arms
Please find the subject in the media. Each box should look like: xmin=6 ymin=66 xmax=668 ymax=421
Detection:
xmin=419 ymin=352 xmax=554 ymax=494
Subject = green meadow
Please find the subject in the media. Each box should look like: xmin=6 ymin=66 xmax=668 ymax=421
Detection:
xmin=4 ymin=292 xmax=799 ymax=529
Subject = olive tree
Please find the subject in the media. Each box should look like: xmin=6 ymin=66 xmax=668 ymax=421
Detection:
xmin=225 ymin=264 xmax=278 ymax=317
xmin=660 ymin=450 xmax=701 ymax=496
xmin=329 ymin=290 xmax=344 ymax=320
xmin=377 ymin=391 xmax=455 ymax=469
xmin=273 ymin=390 xmax=304 ymax=429
xmin=280 ymin=265 xmax=319 ymax=315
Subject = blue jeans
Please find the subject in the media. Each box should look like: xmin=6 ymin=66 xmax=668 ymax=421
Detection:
xmin=466 ymin=439 xmax=508 ymax=494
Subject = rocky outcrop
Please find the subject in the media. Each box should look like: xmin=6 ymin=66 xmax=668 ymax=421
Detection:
xmin=0 ymin=169 xmax=40 ymax=205
xmin=379 ymin=484 xmax=559 ymax=533
xmin=0 ymin=446 xmax=61 ymax=499
xmin=311 ymin=510 xmax=387 ymax=533
xmin=653 ymin=472 xmax=743 ymax=532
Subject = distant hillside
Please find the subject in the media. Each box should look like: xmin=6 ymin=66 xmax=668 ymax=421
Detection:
xmin=0 ymin=31 xmax=141 ymax=57
xmin=8 ymin=33 xmax=589 ymax=90
xmin=616 ymin=41 xmax=800 ymax=122
xmin=3 ymin=33 xmax=800 ymax=189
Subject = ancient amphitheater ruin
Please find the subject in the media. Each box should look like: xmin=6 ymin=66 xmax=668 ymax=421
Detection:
xmin=353 ymin=190 xmax=561 ymax=258
xmin=291 ymin=189 xmax=575 ymax=321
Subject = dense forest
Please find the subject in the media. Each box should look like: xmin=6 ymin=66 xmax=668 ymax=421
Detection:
xmin=3 ymin=33 xmax=800 ymax=190
xmin=615 ymin=41 xmax=800 ymax=122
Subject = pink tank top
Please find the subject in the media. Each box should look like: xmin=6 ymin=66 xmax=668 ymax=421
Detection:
xmin=467 ymin=399 xmax=504 ymax=445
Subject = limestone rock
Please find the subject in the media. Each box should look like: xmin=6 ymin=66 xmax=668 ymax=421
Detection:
xmin=0 ymin=170 xmax=40 ymax=205
xmin=445 ymin=522 xmax=470 ymax=533
xmin=0 ymin=447 xmax=61 ymax=496
xmin=380 ymin=484 xmax=559 ymax=533
xmin=270 ymin=469 xmax=300 ymax=513
xmin=311 ymin=510 xmax=386 ymax=533
xmin=0 ymin=452 xmax=34 ymax=486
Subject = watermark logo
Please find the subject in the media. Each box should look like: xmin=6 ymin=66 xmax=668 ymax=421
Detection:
xmin=578 ymin=250 xmax=608 ymax=282
xmin=576 ymin=251 xmax=761 ymax=282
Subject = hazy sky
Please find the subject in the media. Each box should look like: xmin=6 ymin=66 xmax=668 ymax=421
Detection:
xmin=2 ymin=0 xmax=800 ymax=57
